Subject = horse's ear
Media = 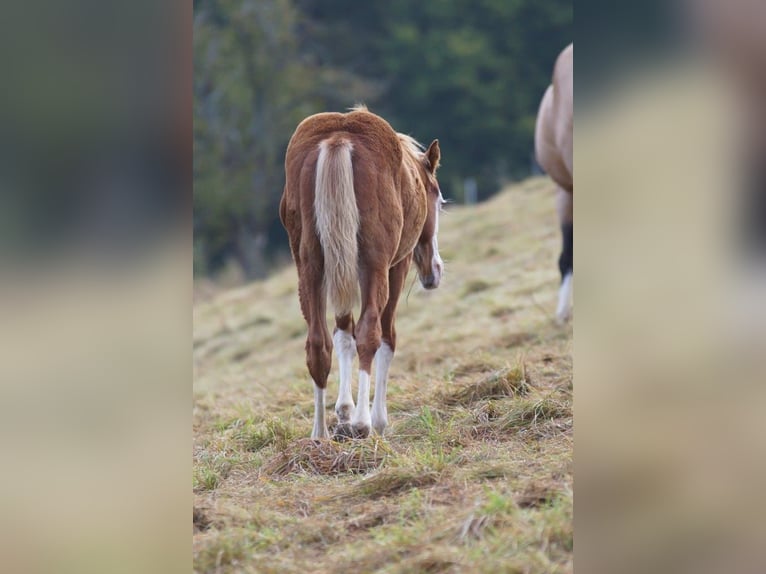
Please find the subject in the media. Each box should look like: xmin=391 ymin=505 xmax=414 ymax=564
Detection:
xmin=425 ymin=139 xmax=440 ymax=174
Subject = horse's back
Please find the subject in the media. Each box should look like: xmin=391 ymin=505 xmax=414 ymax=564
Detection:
xmin=286 ymin=110 xmax=402 ymax=173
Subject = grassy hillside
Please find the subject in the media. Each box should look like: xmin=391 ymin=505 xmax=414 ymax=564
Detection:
xmin=193 ymin=176 xmax=573 ymax=573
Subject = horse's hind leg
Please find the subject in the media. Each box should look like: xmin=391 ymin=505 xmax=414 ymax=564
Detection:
xmin=556 ymin=187 xmax=573 ymax=324
xmin=298 ymin=243 xmax=333 ymax=440
xmin=371 ymin=254 xmax=411 ymax=435
xmin=349 ymin=269 xmax=389 ymax=438
xmin=332 ymin=313 xmax=356 ymax=435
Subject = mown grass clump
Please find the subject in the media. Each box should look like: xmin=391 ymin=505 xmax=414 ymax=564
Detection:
xmin=353 ymin=464 xmax=441 ymax=499
xmin=467 ymin=394 xmax=571 ymax=440
xmin=439 ymin=364 xmax=530 ymax=407
xmin=262 ymin=436 xmax=392 ymax=476
xmin=235 ymin=417 xmax=299 ymax=451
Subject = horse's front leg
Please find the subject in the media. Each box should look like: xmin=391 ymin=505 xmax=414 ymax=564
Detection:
xmin=371 ymin=254 xmax=411 ymax=436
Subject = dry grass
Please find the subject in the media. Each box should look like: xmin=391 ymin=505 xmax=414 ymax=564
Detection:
xmin=351 ymin=464 xmax=442 ymax=499
xmin=263 ymin=437 xmax=392 ymax=476
xmin=193 ymin=177 xmax=572 ymax=573
xmin=438 ymin=364 xmax=531 ymax=406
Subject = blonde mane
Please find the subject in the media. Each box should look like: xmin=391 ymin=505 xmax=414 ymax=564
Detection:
xmin=397 ymin=133 xmax=425 ymax=162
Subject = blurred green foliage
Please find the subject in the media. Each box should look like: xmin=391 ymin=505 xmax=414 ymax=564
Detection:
xmin=194 ymin=0 xmax=571 ymax=278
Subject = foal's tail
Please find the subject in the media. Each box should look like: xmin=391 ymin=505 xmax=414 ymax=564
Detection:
xmin=314 ymin=139 xmax=359 ymax=315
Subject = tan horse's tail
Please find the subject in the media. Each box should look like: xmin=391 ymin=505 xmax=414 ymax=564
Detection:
xmin=314 ymin=139 xmax=359 ymax=315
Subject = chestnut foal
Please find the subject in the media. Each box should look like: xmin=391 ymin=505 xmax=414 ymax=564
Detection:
xmin=280 ymin=107 xmax=445 ymax=440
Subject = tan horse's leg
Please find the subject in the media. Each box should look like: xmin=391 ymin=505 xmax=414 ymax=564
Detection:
xmin=332 ymin=313 xmax=356 ymax=435
xmin=371 ymin=254 xmax=411 ymax=435
xmin=348 ymin=268 xmax=389 ymax=439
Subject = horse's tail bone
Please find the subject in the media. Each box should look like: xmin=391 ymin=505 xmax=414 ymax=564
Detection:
xmin=314 ymin=138 xmax=359 ymax=315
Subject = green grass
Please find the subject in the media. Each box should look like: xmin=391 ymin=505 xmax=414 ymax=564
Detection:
xmin=193 ymin=177 xmax=572 ymax=573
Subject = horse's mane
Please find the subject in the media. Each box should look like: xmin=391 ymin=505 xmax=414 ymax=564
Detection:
xmin=397 ymin=133 xmax=425 ymax=162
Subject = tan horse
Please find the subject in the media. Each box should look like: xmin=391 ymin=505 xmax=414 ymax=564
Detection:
xmin=535 ymin=43 xmax=573 ymax=323
xmin=280 ymin=106 xmax=444 ymax=440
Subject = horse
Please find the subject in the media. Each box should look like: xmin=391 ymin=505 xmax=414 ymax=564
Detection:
xmin=535 ymin=43 xmax=573 ymax=324
xmin=279 ymin=106 xmax=445 ymax=440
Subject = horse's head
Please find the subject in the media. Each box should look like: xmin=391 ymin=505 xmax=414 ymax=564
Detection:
xmin=412 ymin=139 xmax=445 ymax=290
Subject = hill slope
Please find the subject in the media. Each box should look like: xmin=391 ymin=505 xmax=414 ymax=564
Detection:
xmin=193 ymin=176 xmax=573 ymax=573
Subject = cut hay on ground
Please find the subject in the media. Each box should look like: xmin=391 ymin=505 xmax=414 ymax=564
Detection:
xmin=352 ymin=465 xmax=442 ymax=499
xmin=438 ymin=364 xmax=530 ymax=407
xmin=262 ymin=437 xmax=392 ymax=477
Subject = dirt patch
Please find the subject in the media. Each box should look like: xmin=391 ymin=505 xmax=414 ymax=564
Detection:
xmin=515 ymin=481 xmax=560 ymax=508
xmin=461 ymin=279 xmax=494 ymax=296
xmin=345 ymin=509 xmax=392 ymax=533
xmin=394 ymin=551 xmax=463 ymax=573
xmin=495 ymin=331 xmax=536 ymax=348
xmin=193 ymin=507 xmax=211 ymax=533
xmin=490 ymin=305 xmax=516 ymax=318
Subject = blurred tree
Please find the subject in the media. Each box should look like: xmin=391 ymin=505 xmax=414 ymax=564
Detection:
xmin=194 ymin=0 xmax=376 ymax=277
xmin=194 ymin=0 xmax=572 ymax=278
xmin=298 ymin=0 xmax=572 ymax=200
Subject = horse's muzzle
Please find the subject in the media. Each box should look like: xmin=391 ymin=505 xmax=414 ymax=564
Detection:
xmin=420 ymin=274 xmax=438 ymax=289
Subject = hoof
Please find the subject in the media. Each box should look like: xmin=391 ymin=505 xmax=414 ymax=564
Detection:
xmin=352 ymin=422 xmax=371 ymax=439
xmin=331 ymin=422 xmax=354 ymax=442
xmin=331 ymin=421 xmax=370 ymax=441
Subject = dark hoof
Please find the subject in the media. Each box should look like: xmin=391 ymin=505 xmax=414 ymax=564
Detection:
xmin=332 ymin=422 xmax=354 ymax=442
xmin=331 ymin=422 xmax=370 ymax=441
xmin=352 ymin=422 xmax=370 ymax=439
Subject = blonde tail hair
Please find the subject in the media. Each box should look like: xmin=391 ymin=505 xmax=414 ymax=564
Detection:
xmin=314 ymin=139 xmax=359 ymax=314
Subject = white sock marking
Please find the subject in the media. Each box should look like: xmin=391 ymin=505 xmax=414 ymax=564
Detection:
xmin=311 ymin=385 xmax=329 ymax=439
xmin=556 ymin=272 xmax=573 ymax=324
xmin=333 ymin=329 xmax=356 ymax=422
xmin=351 ymin=370 xmax=372 ymax=431
xmin=371 ymin=343 xmax=394 ymax=435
